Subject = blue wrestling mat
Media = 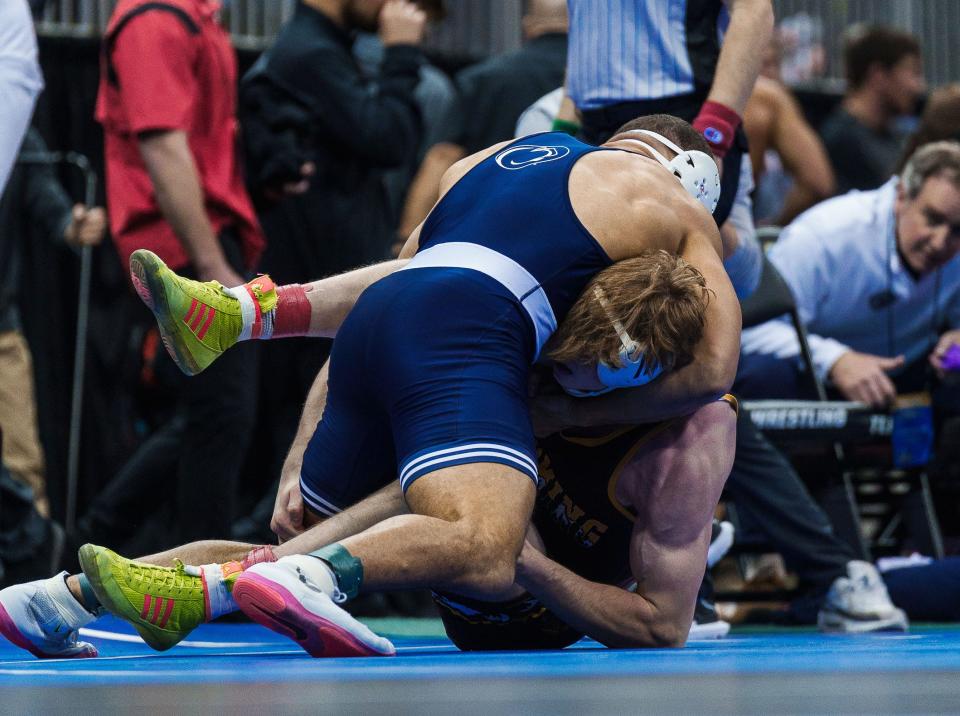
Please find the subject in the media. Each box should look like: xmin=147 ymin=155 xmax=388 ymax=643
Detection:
xmin=2 ymin=616 xmax=960 ymax=714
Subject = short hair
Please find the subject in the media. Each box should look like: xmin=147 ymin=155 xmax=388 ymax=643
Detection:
xmin=844 ymin=25 xmax=921 ymax=90
xmin=609 ymin=114 xmax=713 ymax=157
xmin=900 ymin=141 xmax=960 ymax=199
xmin=899 ymin=84 xmax=960 ymax=171
xmin=549 ymin=250 xmax=711 ymax=372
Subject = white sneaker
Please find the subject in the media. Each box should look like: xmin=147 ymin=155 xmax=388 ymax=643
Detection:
xmin=232 ymin=561 xmax=395 ymax=657
xmin=817 ymin=561 xmax=909 ymax=633
xmin=0 ymin=573 xmax=98 ymax=658
xmin=707 ymin=520 xmax=735 ymax=568
xmin=688 ymin=618 xmax=731 ymax=640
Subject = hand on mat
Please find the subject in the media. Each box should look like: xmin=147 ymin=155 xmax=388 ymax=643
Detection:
xmin=272 ymin=459 xmax=305 ymax=542
xmin=829 ymin=350 xmax=905 ymax=408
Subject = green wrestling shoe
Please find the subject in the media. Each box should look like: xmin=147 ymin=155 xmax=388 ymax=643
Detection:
xmin=78 ymin=544 xmax=208 ymax=651
xmin=128 ymin=249 xmax=277 ymax=376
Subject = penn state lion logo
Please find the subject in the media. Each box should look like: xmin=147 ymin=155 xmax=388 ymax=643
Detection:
xmin=496 ymin=144 xmax=571 ymax=170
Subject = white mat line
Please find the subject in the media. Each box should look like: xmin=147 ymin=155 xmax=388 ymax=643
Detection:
xmin=0 ymin=649 xmax=305 ymax=670
xmin=78 ymin=627 xmax=276 ymax=648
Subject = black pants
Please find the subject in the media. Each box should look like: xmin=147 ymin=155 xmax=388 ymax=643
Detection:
xmin=729 ymin=352 xmax=960 ymax=595
xmin=76 ymin=231 xmax=259 ymax=549
xmin=727 ymin=409 xmax=857 ymax=592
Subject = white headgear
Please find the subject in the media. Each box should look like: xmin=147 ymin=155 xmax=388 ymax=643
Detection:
xmin=624 ymin=129 xmax=721 ymax=214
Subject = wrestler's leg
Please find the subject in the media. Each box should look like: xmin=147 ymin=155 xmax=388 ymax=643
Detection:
xmin=129 ymin=249 xmax=406 ymax=375
xmin=335 ymin=464 xmax=535 ymax=599
xmin=432 ymin=523 xmax=585 ymax=651
xmin=230 ymin=463 xmax=536 ymax=657
xmin=137 ymin=540 xmax=254 ymax=567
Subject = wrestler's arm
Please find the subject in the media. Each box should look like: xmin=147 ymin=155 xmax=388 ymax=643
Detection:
xmin=711 ymin=0 xmax=775 ymax=116
xmin=766 ymin=81 xmax=835 ymax=225
xmin=271 ymin=361 xmax=331 ymax=539
xmin=536 ymin=216 xmax=741 ymax=429
xmin=515 ymin=401 xmax=736 ymax=647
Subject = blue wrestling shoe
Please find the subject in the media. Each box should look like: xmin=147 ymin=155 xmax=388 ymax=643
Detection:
xmin=232 ymin=561 xmax=395 ymax=658
xmin=0 ymin=573 xmax=99 ymax=659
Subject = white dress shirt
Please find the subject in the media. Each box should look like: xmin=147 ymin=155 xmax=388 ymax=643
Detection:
xmin=741 ymin=179 xmax=960 ymax=379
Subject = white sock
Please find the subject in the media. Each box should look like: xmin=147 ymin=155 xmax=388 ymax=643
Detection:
xmin=183 ymin=563 xmax=238 ymax=620
xmin=45 ymin=572 xmax=97 ymax=628
xmin=277 ymin=555 xmax=339 ymax=598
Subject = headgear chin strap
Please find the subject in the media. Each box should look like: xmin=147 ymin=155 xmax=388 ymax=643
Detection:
xmin=623 ymin=129 xmax=721 ymax=214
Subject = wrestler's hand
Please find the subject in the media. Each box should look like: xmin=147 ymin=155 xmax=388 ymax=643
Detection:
xmin=271 ymin=458 xmax=305 ymax=542
xmin=379 ymin=0 xmax=427 ymax=47
xmin=829 ymin=350 xmax=905 ymax=408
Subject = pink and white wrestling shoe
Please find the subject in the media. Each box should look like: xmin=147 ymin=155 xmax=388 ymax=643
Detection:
xmin=232 ymin=562 xmax=395 ymax=658
xmin=0 ymin=574 xmax=98 ymax=659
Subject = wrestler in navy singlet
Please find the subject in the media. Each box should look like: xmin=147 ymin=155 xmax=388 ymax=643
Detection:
xmin=299 ymin=132 xmax=613 ymax=517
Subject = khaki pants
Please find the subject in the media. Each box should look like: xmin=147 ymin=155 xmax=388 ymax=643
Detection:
xmin=0 ymin=330 xmax=48 ymax=516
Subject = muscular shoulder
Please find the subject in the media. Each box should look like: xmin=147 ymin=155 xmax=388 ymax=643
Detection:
xmin=569 ymin=150 xmax=698 ymax=260
xmin=437 ymin=140 xmax=512 ymax=197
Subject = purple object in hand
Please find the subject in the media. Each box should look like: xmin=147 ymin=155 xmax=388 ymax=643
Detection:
xmin=942 ymin=344 xmax=960 ymax=372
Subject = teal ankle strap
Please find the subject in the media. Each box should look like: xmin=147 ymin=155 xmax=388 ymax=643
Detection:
xmin=308 ymin=544 xmax=363 ymax=600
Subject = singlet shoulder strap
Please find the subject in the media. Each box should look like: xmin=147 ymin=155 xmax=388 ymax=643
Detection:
xmin=104 ymin=2 xmax=201 ymax=87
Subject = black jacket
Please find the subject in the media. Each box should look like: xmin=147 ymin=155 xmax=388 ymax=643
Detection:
xmin=0 ymin=129 xmax=73 ymax=332
xmin=239 ymin=2 xmax=423 ymax=281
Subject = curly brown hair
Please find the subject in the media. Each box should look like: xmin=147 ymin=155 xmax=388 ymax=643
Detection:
xmin=549 ymin=250 xmax=711 ymax=372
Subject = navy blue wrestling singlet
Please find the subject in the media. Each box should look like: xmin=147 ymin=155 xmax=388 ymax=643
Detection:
xmin=299 ymin=132 xmax=613 ymax=517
